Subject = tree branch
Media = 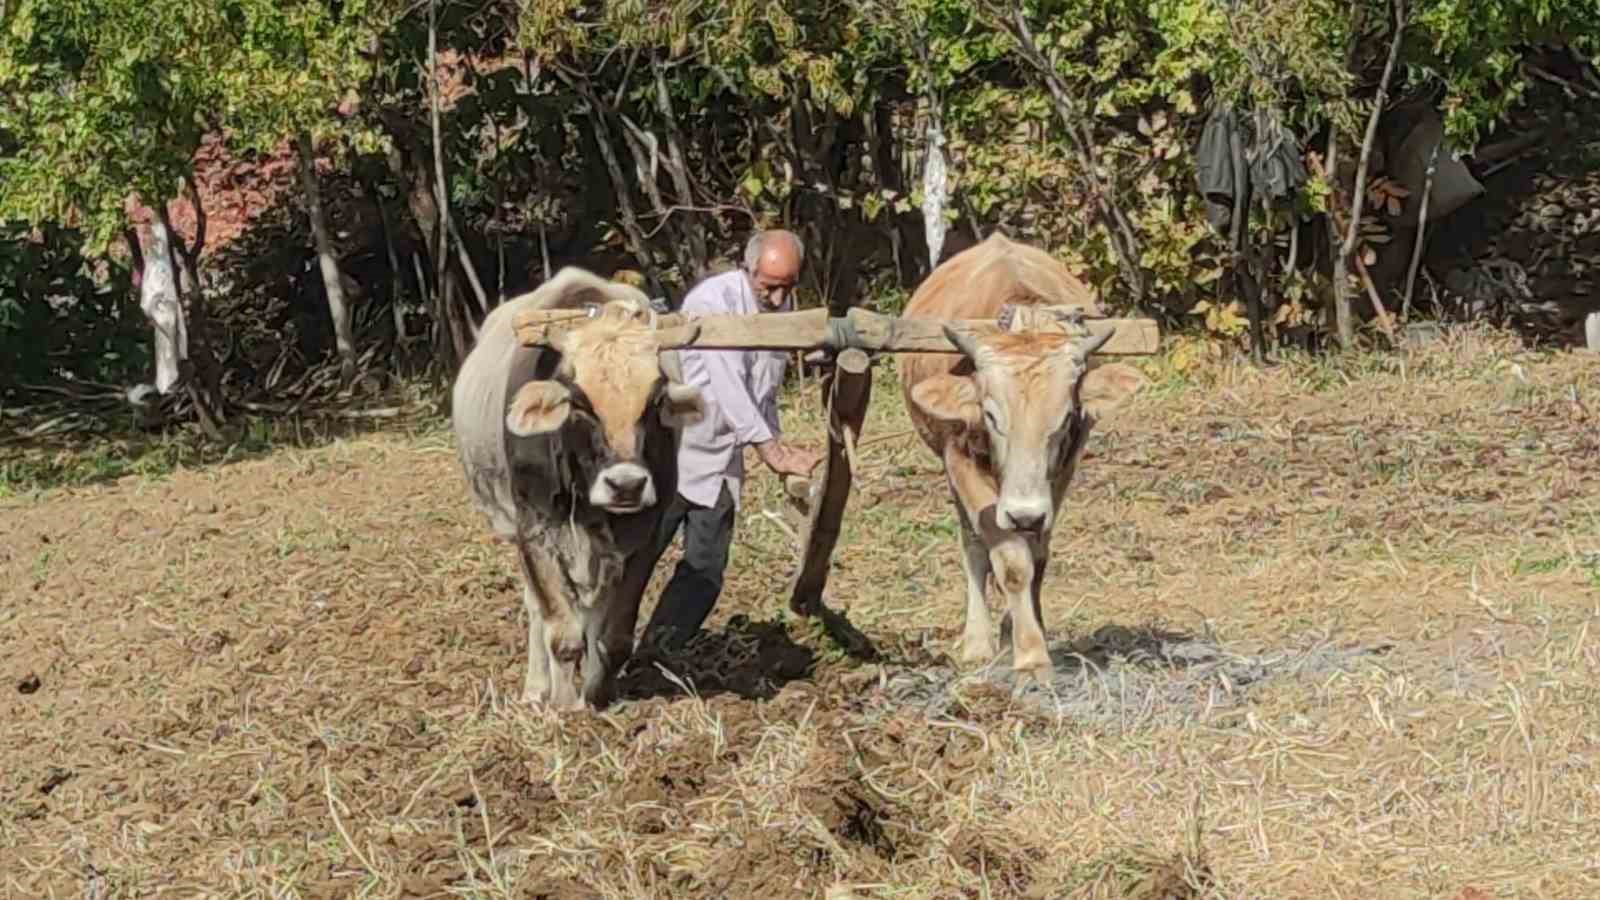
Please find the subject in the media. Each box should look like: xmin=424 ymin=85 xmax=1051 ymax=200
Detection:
xmin=1402 ymin=139 xmax=1439 ymax=319
xmin=557 ymin=65 xmax=662 ymax=298
xmin=1338 ymin=0 xmax=1407 ymax=264
xmin=1311 ymin=151 xmax=1396 ymax=341
xmin=426 ymin=0 xmax=476 ymax=323
xmin=296 ymin=130 xmax=356 ymax=380
xmin=652 ymin=56 xmax=708 ymax=276
xmin=447 ymin=214 xmax=490 ymax=313
xmin=985 ymin=0 xmax=1147 ymax=303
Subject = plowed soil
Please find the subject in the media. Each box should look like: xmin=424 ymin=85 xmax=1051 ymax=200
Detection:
xmin=4 ymin=329 xmax=1598 ymax=898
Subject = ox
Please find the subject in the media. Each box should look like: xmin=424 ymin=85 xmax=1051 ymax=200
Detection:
xmin=898 ymin=233 xmax=1147 ymax=681
xmin=451 ymin=267 xmax=707 ymax=710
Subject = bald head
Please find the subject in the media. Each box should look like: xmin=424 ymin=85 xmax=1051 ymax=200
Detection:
xmin=743 ymin=229 xmax=804 ymax=309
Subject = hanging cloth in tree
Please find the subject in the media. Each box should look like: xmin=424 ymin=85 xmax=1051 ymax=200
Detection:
xmin=1195 ymin=106 xmax=1248 ymax=233
xmin=1248 ymin=115 xmax=1307 ymax=211
xmin=1194 ymin=105 xmax=1307 ymax=235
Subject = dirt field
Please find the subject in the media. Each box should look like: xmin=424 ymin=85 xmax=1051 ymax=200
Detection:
xmin=3 ymin=328 xmax=1598 ymax=898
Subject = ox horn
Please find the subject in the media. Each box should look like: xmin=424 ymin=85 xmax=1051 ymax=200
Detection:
xmin=942 ymin=324 xmax=982 ymax=359
xmin=1072 ymin=326 xmax=1115 ymax=363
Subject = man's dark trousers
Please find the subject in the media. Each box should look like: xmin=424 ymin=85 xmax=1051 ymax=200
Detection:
xmin=639 ymin=482 xmax=736 ymax=652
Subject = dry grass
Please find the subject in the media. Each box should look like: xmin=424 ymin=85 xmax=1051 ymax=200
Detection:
xmin=3 ymin=324 xmax=1598 ymax=898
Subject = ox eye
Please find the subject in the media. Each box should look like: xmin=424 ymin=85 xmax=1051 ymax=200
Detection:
xmin=983 ymin=406 xmax=1004 ymax=434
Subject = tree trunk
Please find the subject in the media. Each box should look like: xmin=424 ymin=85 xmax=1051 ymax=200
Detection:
xmin=156 ymin=199 xmax=226 ymax=437
xmin=428 ymin=0 xmax=449 ymax=320
xmin=563 ymin=69 xmax=662 ymax=298
xmin=1334 ymin=0 xmax=1407 ymax=348
xmin=137 ymin=220 xmax=186 ymax=395
xmin=651 ymin=58 xmax=708 ymax=279
xmin=447 ymin=215 xmax=490 ymax=315
xmin=495 ymin=177 xmax=507 ymax=303
xmin=368 ymin=176 xmax=409 ymax=359
xmin=384 ymin=129 xmax=474 ymax=374
xmin=1327 ymin=128 xmax=1354 ymax=345
xmin=868 ymin=101 xmax=920 ymax=286
xmin=296 ymin=132 xmax=357 ymax=383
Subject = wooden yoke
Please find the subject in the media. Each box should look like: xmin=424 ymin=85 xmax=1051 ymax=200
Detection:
xmin=514 ymin=305 xmax=1161 ymax=356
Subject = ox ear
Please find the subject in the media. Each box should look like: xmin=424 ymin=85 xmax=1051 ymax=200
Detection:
xmin=506 ymin=380 xmax=572 ymax=436
xmin=660 ymin=382 xmax=707 ymax=428
xmin=910 ymin=374 xmax=982 ymax=427
xmin=1078 ymin=362 xmax=1147 ymax=421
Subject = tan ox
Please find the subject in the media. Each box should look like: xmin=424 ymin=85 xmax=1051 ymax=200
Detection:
xmin=898 ymin=233 xmax=1147 ymax=680
xmin=452 ymin=267 xmax=707 ymax=709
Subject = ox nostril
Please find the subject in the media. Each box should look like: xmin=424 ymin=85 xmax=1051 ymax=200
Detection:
xmin=1004 ymin=509 xmax=1048 ymax=534
xmin=605 ymin=471 xmax=647 ymax=494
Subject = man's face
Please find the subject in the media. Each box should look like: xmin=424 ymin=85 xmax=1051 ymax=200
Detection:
xmin=750 ymin=245 xmax=801 ymax=310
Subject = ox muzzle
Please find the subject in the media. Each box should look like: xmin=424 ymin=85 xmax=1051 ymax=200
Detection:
xmin=589 ymin=460 xmax=655 ymax=514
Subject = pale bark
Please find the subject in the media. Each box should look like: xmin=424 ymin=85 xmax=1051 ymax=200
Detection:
xmin=922 ymin=108 xmax=949 ymax=272
xmin=447 ymin=215 xmax=490 ymax=315
xmin=138 ymin=221 xmax=187 ymax=395
xmin=424 ymin=1 xmax=486 ymax=324
xmin=1327 ymin=128 xmax=1353 ymax=344
xmin=296 ymin=131 xmax=356 ymax=381
xmin=1402 ymin=140 xmax=1440 ymax=321
xmin=427 ymin=0 xmax=445 ymax=318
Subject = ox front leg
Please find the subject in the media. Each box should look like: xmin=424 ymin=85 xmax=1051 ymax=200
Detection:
xmin=521 ymin=583 xmax=550 ymax=702
xmin=516 ymin=541 xmax=587 ymax=710
xmin=989 ymin=535 xmax=1051 ymax=683
xmin=580 ymin=549 xmax=653 ymax=708
xmin=943 ymin=450 xmax=1010 ymax=668
xmin=954 ymin=507 xmax=999 ymax=665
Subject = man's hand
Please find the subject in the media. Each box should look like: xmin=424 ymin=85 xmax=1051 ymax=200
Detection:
xmin=757 ymin=439 xmax=822 ymax=478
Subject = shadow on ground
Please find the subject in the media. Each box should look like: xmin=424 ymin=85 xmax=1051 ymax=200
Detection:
xmin=613 ymin=611 xmax=1394 ymax=735
xmin=615 ymin=598 xmax=883 ymax=705
xmin=618 ymin=614 xmax=821 ymax=703
xmin=869 ymin=622 xmax=1395 ymax=727
xmin=0 ymin=401 xmax=444 ymax=493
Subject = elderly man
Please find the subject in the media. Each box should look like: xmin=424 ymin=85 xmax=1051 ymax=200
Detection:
xmin=638 ymin=229 xmax=822 ymax=653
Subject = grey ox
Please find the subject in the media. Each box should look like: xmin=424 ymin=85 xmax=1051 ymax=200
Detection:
xmin=451 ymin=267 xmax=707 ymax=710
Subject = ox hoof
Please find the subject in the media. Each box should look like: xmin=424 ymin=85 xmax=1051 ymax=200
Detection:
xmin=522 ymin=688 xmax=589 ymax=713
xmin=1009 ymin=667 xmax=1048 ymax=695
xmin=956 ymin=632 xmax=1000 ymax=666
xmin=1010 ymin=646 xmax=1052 ymax=680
